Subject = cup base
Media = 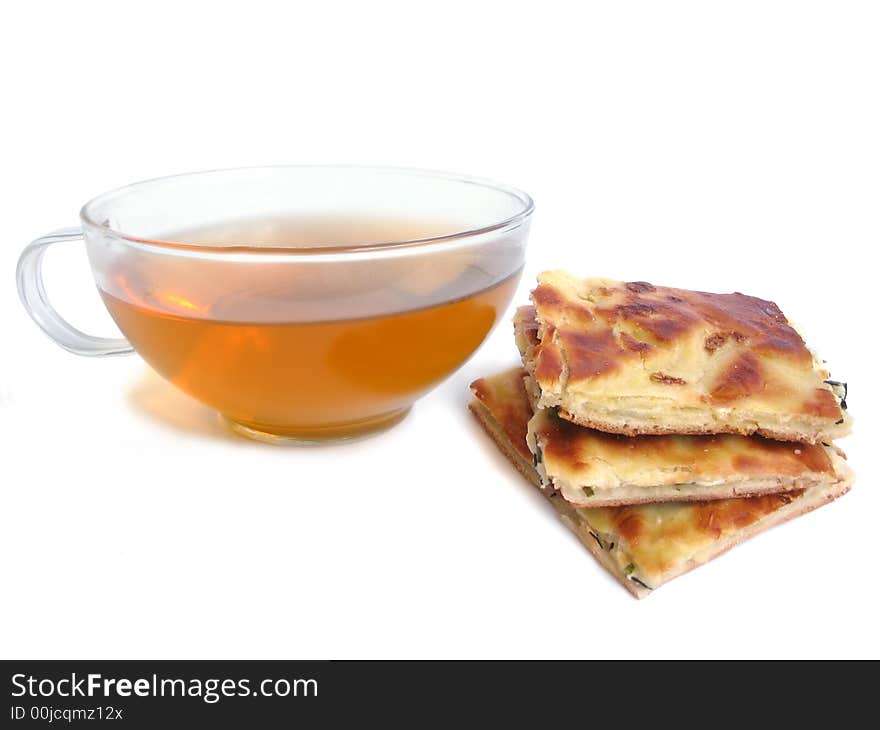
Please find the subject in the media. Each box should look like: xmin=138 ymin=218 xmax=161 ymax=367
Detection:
xmin=221 ymin=407 xmax=412 ymax=445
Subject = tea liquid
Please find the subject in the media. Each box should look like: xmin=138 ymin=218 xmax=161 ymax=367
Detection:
xmin=100 ymin=216 xmax=521 ymax=439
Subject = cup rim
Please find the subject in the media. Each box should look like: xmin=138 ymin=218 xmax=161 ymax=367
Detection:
xmin=79 ymin=165 xmax=534 ymax=256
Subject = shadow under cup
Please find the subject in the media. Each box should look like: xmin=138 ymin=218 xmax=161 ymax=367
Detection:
xmin=25 ymin=167 xmax=533 ymax=443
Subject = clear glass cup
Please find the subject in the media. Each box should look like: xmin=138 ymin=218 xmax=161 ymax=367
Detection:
xmin=17 ymin=166 xmax=533 ymax=443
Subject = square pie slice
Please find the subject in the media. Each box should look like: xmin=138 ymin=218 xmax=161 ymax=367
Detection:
xmin=515 ymin=307 xmax=851 ymax=507
xmin=468 ymin=367 xmax=852 ymax=598
xmin=527 ymin=271 xmax=850 ymax=443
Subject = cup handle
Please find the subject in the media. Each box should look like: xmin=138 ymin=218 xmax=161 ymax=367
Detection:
xmin=16 ymin=227 xmax=134 ymax=356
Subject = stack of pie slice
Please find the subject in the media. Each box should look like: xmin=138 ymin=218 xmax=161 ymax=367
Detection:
xmin=470 ymin=271 xmax=853 ymax=597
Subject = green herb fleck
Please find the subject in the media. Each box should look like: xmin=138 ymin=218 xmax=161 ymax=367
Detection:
xmin=532 ymin=443 xmax=543 ymax=467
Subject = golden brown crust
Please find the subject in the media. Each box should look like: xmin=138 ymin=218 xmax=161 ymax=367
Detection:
xmin=555 ymin=406 xmax=852 ymax=441
xmin=469 ymin=366 xmax=853 ymax=598
xmin=469 ymin=371 xmax=535 ymax=465
xmin=468 ymin=399 xmax=541 ymax=488
xmin=527 ymin=273 xmax=850 ymax=443
xmin=517 ymin=307 xmax=851 ymax=507
xmin=469 ymin=374 xmax=646 ymax=598
xmin=532 ymin=408 xmax=848 ymax=508
xmin=549 ymin=494 xmax=647 ymax=599
xmin=582 ymin=480 xmax=851 ymax=587
xmin=540 ymin=407 xmax=836 ymax=476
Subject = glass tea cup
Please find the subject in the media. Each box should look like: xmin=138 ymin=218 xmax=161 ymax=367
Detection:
xmin=17 ymin=166 xmax=533 ymax=443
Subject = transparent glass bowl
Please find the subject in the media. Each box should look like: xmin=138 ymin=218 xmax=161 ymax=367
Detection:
xmin=17 ymin=166 xmax=533 ymax=443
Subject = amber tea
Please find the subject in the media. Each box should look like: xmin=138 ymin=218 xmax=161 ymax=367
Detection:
xmin=100 ymin=215 xmax=521 ymax=440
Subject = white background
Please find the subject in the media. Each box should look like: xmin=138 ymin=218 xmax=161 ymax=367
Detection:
xmin=1 ymin=1 xmax=877 ymax=659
